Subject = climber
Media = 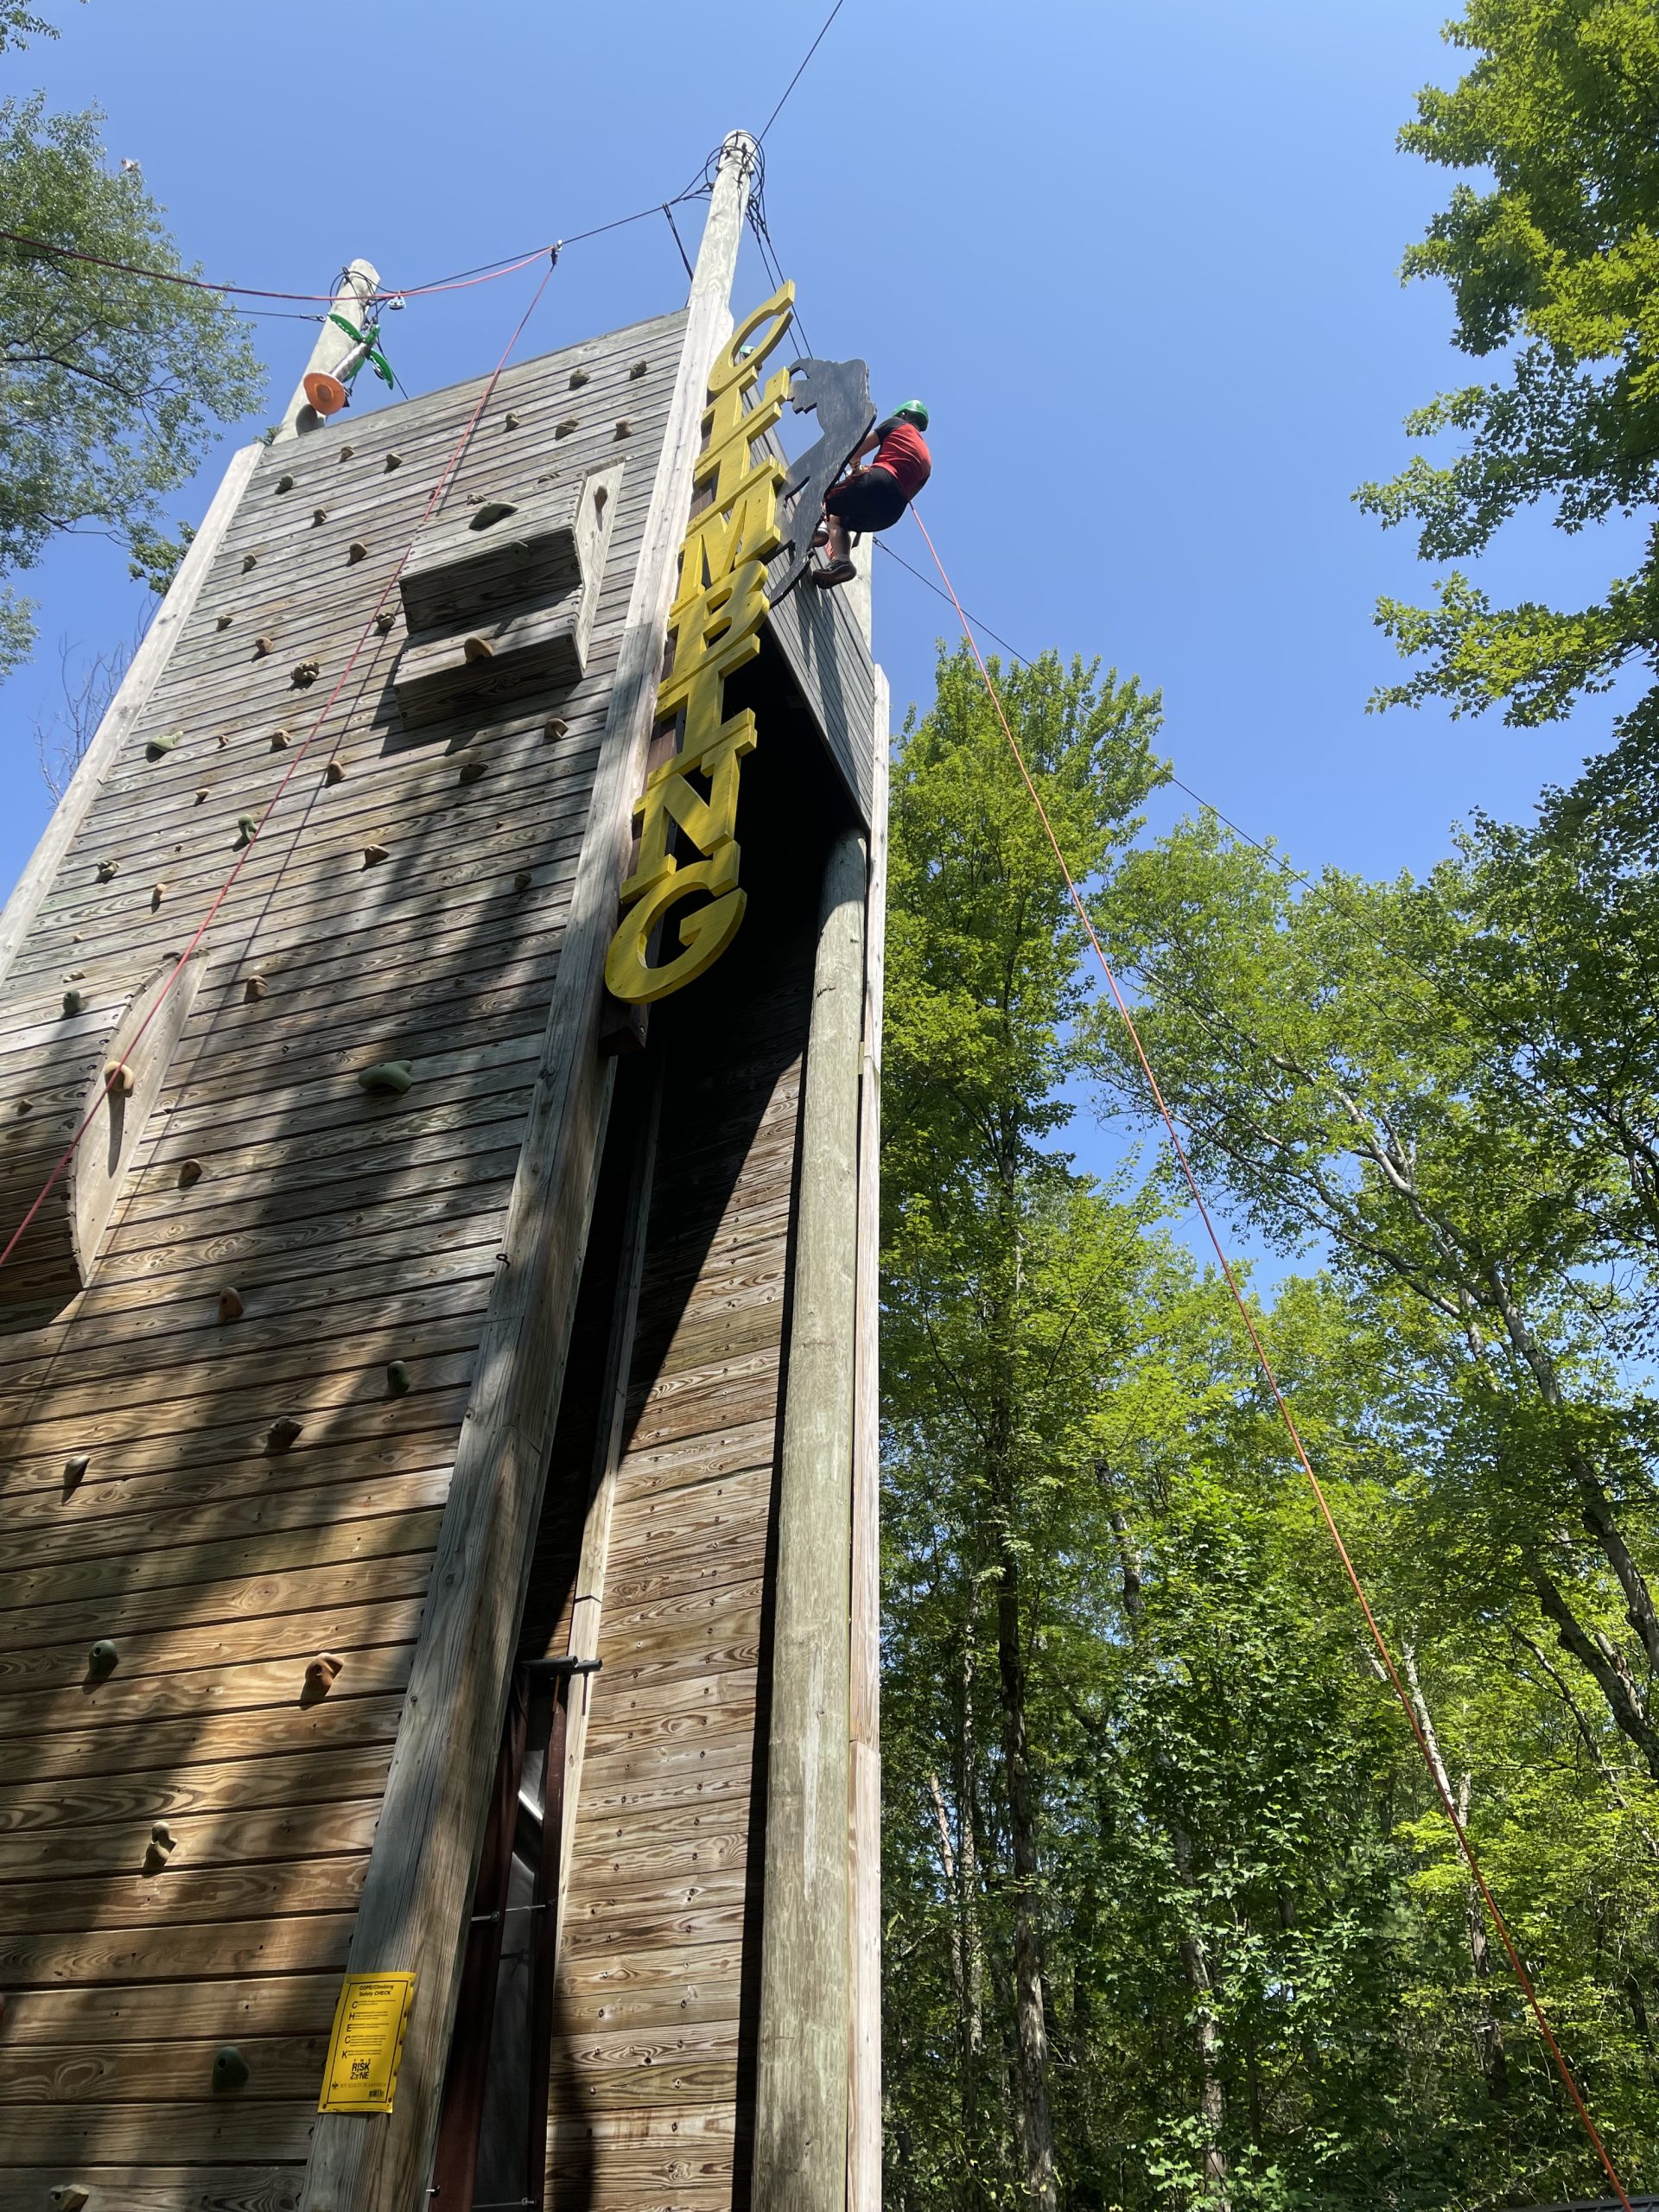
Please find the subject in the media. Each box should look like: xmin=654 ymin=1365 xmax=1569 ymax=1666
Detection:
xmin=811 ymin=400 xmax=931 ymax=588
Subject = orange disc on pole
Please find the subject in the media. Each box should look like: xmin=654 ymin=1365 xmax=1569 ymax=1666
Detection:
xmin=303 ymin=370 xmax=349 ymax=416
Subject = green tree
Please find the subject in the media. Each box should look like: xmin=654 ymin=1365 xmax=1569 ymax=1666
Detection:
xmin=1357 ymin=0 xmax=1659 ymax=831
xmin=0 ymin=6 xmax=264 ymax=677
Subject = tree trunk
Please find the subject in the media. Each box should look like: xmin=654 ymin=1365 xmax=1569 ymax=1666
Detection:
xmin=994 ymin=1533 xmax=1058 ymax=2212
xmin=1401 ymin=1647 xmax=1509 ymax=2101
xmin=1533 ymin=1568 xmax=1659 ymax=1779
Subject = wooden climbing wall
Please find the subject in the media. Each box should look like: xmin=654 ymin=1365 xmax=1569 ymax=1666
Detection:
xmin=0 ymin=309 xmax=688 ymax=2210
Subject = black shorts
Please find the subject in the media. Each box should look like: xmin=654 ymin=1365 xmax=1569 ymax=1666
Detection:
xmin=823 ymin=467 xmax=908 ymax=534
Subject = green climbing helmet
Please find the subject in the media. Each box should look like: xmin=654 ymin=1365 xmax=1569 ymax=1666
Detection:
xmin=892 ymin=398 xmax=929 ymax=430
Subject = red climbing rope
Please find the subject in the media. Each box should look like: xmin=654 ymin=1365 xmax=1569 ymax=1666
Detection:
xmin=0 ymin=257 xmax=561 ymax=1280
xmin=907 ymin=500 xmax=1637 ymax=2212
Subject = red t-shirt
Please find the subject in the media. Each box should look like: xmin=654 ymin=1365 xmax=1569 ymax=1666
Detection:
xmin=871 ymin=418 xmax=931 ymax=500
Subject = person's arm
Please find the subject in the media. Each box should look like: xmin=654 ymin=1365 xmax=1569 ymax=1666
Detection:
xmin=850 ymin=427 xmax=881 ymax=464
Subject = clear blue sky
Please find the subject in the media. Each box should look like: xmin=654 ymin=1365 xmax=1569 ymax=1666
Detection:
xmin=3 ymin=0 xmax=1640 ymax=1222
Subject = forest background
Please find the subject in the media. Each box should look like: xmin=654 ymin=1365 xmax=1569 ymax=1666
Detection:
xmin=5 ymin=1 xmax=1659 ymax=2209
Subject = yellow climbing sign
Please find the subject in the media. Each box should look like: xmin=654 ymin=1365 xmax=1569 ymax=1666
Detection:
xmin=318 ymin=1971 xmax=417 ymax=2114
xmin=604 ymin=280 xmax=796 ymax=1004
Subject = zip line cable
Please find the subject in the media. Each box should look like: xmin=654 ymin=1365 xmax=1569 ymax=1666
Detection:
xmin=0 ymin=256 xmax=561 ymax=1281
xmin=906 ymin=500 xmax=1636 ymax=2212
xmin=756 ymin=0 xmax=850 ymax=143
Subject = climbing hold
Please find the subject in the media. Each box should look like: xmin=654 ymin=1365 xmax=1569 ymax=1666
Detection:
xmin=312 ymin=507 xmax=328 ymax=526
xmin=143 ymin=1821 xmax=176 ymax=1875
xmin=324 ymin=759 xmax=346 ymax=785
xmin=213 ymin=2046 xmax=250 ymax=2093
xmin=217 ymin=1287 xmax=245 ymax=1324
xmin=543 ymin=717 xmax=568 ymax=741
xmin=505 ymin=410 xmax=520 ymax=429
xmin=61 ymin=989 xmax=83 ymax=1017
xmin=374 ymin=608 xmax=396 ymax=635
xmin=358 ymin=1059 xmax=413 ymax=1096
xmin=339 ymin=443 xmax=354 ymax=461
xmin=276 ymin=472 xmax=295 ymax=493
xmin=48 ymin=2187 xmax=88 ymax=2212
xmin=217 ymin=611 xmax=234 ymax=630
xmin=266 ymin=1414 xmax=304 ymax=1452
xmin=347 ymin=539 xmax=369 ymax=563
xmin=144 ymin=730 xmax=181 ymax=760
xmin=556 ymin=417 xmax=577 ymax=439
xmin=613 ymin=418 xmax=632 ymax=440
xmin=363 ymin=842 xmax=390 ymax=867
xmin=384 ymin=450 xmax=402 ymax=471
xmin=458 ymin=757 xmax=488 ymax=784
xmin=150 ymin=883 xmax=166 ymax=912
xmin=88 ymin=1639 xmax=118 ymax=1679
xmin=151 ymin=1821 xmax=176 ymax=1849
xmin=462 ymin=635 xmax=494 ymax=664
xmin=513 ymin=870 xmax=532 ymax=893
xmin=177 ymin=1158 xmax=202 ymax=1187
xmin=292 ymin=658 xmax=321 ymax=687
xmin=471 ymin=500 xmax=518 ymax=531
xmin=217 ymin=731 xmax=232 ymax=748
xmin=243 ymin=975 xmax=267 ymax=1003
xmin=253 ymin=635 xmax=275 ymax=658
xmin=234 ymin=815 xmax=258 ymax=848
xmin=630 ymin=359 xmax=648 ymax=380
xmin=270 ymin=728 xmax=290 ymax=751
xmin=195 ymin=787 xmax=210 ymax=804
xmin=62 ymin=1452 xmax=89 ymax=1495
xmin=16 ymin=1098 xmax=30 ymax=1116
xmin=104 ymin=1062 xmax=136 ymax=1096
xmin=569 ymin=367 xmax=590 ymax=388
xmin=95 ymin=858 xmax=119 ymax=883
xmin=386 ymin=1359 xmax=411 ymax=1396
xmin=305 ymin=1650 xmax=345 ymax=1695
xmin=242 ymin=551 xmax=258 ymax=573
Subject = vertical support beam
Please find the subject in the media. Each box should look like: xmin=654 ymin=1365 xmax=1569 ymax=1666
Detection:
xmin=754 ymin=823 xmax=869 ymax=2212
xmin=0 ymin=438 xmax=261 ymax=993
xmin=299 ymin=134 xmax=756 ymax=2212
xmin=275 ymin=257 xmax=378 ymax=442
xmin=848 ymin=670 xmax=889 ymax=2210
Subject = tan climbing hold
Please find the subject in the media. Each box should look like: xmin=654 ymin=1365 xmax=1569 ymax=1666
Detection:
xmin=363 ymin=842 xmax=390 ymax=867
xmin=305 ymin=1651 xmax=345 ymax=1695
xmin=149 ymin=883 xmax=166 ymax=911
xmin=104 ymin=1061 xmax=135 ymax=1096
xmin=143 ymin=1821 xmax=175 ymax=1875
xmin=217 ymin=1287 xmax=245 ymax=1324
xmin=312 ymin=506 xmax=327 ymax=526
xmin=324 ymin=759 xmax=346 ymax=785
xmin=347 ymin=539 xmax=369 ymax=563
xmin=253 ymin=635 xmax=275 ymax=658
xmin=62 ymin=1452 xmax=89 ymax=1493
xmin=266 ymin=1414 xmax=304 ymax=1452
xmin=270 ymin=729 xmax=290 ymax=751
xmin=505 ymin=410 xmax=520 ymax=429
xmin=375 ymin=608 xmax=396 ymax=634
xmin=544 ymin=717 xmax=568 ymax=741
xmin=244 ymin=976 xmax=267 ymax=1003
xmin=217 ymin=732 xmax=232 ymax=748
xmin=462 ymin=635 xmax=494 ymax=663
xmin=195 ymin=787 xmax=210 ymax=804
xmin=95 ymin=858 xmax=118 ymax=882
xmin=177 ymin=1158 xmax=202 ymax=1187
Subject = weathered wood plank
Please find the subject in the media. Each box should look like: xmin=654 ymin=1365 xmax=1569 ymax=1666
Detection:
xmin=2 ymin=2107 xmax=318 ymax=2165
xmin=0 ymin=2167 xmax=302 ymax=2212
xmin=0 ymin=2032 xmax=329 ymax=2103
xmin=0 ymin=1908 xmax=358 ymax=1986
xmin=0 ymin=1637 xmax=416 ymax=1739
xmin=1 ymin=1969 xmax=341 ymax=2046
xmin=0 ymin=1853 xmax=371 ymax=1937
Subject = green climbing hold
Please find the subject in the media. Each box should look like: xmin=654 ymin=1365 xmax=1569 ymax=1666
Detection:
xmin=234 ymin=815 xmax=258 ymax=849
xmin=61 ymin=989 xmax=83 ymax=1017
xmin=88 ymin=1638 xmax=118 ymax=1679
xmin=276 ymin=473 xmax=295 ymax=493
xmin=145 ymin=730 xmax=182 ymax=761
xmin=386 ymin=1359 xmax=411 ymax=1396
xmin=359 ymin=1059 xmax=414 ymax=1096
xmin=213 ymin=2045 xmax=250 ymax=2092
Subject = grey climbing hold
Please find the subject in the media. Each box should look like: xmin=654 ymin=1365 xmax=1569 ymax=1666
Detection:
xmin=339 ymin=443 xmax=355 ymax=461
xmin=470 ymin=499 xmax=518 ymax=531
xmin=177 ymin=1158 xmax=202 ymax=1187
xmin=143 ymin=1821 xmax=175 ymax=1875
xmin=234 ymin=815 xmax=258 ymax=848
xmin=242 ymin=551 xmax=258 ymax=573
xmin=48 ymin=2187 xmax=88 ymax=2212
xmin=630 ymin=359 xmax=648 ymax=379
xmin=569 ymin=367 xmax=589 ymax=388
xmin=504 ymin=410 xmax=520 ymax=429
xmin=513 ymin=871 xmax=532 ymax=893
xmin=61 ymin=989 xmax=83 ymax=1017
xmin=458 ymin=758 xmax=488 ymax=784
xmin=363 ymin=842 xmax=390 ymax=867
xmin=95 ymin=858 xmax=119 ymax=882
xmin=216 ymin=611 xmax=234 ymax=629
xmin=384 ymin=450 xmax=402 ymax=471
xmin=144 ymin=730 xmax=182 ymax=760
xmin=266 ymin=1415 xmax=304 ymax=1452
xmin=347 ymin=539 xmax=369 ymax=563
xmin=324 ymin=759 xmax=346 ymax=785
xmin=276 ymin=472 xmax=295 ymax=492
xmin=213 ymin=2045 xmax=250 ymax=2093
xmin=312 ymin=507 xmax=328 ymax=526
xmin=358 ymin=1059 xmax=414 ymax=1096
xmin=555 ymin=416 xmax=578 ymax=439
xmin=244 ymin=976 xmax=267 ymax=1003
xmin=374 ymin=608 xmax=396 ymax=634
xmin=292 ymin=658 xmax=321 ymax=687
xmin=386 ymin=1359 xmax=411 ymax=1396
xmin=218 ymin=1287 xmax=245 ymax=1323
xmin=88 ymin=1639 xmax=118 ymax=1679
xmin=62 ymin=1452 xmax=89 ymax=1495
xmin=613 ymin=418 xmax=632 ymax=440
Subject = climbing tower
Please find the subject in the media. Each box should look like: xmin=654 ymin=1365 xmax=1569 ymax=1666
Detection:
xmin=0 ymin=134 xmax=884 ymax=2212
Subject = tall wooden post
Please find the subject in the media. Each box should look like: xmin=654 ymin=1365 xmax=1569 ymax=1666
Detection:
xmin=297 ymin=139 xmax=755 ymax=2212
xmin=276 ymin=256 xmax=379 ymax=441
xmin=754 ymin=823 xmax=870 ymax=2212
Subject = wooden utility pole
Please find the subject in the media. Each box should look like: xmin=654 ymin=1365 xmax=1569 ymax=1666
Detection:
xmin=297 ymin=138 xmax=756 ymax=2212
xmin=276 ymin=256 xmax=378 ymax=441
